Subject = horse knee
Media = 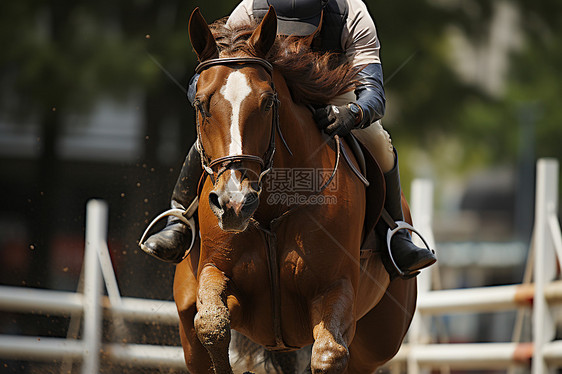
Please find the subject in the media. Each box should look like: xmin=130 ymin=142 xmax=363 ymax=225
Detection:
xmin=311 ymin=336 xmax=349 ymax=373
xmin=194 ymin=304 xmax=231 ymax=348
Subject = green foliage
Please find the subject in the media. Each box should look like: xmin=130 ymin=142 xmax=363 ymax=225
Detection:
xmin=449 ymin=0 xmax=562 ymax=167
xmin=364 ymin=0 xmax=562 ymax=184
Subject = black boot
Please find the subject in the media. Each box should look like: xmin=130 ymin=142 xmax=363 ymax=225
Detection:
xmin=377 ymin=149 xmax=436 ymax=278
xmin=140 ymin=143 xmax=203 ymax=263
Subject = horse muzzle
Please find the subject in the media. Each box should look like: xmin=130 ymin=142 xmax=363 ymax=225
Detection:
xmin=208 ymin=171 xmax=260 ymax=232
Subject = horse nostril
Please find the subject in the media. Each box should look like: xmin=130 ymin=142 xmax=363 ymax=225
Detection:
xmin=209 ymin=191 xmax=222 ymax=211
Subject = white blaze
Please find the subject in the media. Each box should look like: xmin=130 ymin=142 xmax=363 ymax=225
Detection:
xmin=227 ymin=171 xmax=245 ymax=204
xmin=220 ymin=70 xmax=251 ymax=156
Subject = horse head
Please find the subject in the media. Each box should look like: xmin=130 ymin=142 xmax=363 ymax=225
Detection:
xmin=189 ymin=7 xmax=278 ymax=232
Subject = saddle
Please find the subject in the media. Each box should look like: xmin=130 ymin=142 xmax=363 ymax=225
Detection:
xmin=340 ymin=134 xmax=386 ymax=256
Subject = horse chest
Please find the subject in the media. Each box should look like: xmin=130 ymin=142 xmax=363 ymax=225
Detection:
xmin=226 ymin=233 xmax=315 ymax=349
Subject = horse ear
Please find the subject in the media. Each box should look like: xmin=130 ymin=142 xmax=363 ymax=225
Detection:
xmin=248 ymin=6 xmax=277 ymax=57
xmin=300 ymin=10 xmax=323 ymax=49
xmin=188 ymin=8 xmax=219 ymax=62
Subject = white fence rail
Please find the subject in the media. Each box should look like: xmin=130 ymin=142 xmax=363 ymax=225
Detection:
xmin=0 ymin=200 xmax=185 ymax=372
xmin=0 ymin=158 xmax=561 ymax=373
xmin=391 ymin=158 xmax=562 ymax=373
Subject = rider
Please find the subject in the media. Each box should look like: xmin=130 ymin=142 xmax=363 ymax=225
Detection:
xmin=140 ymin=0 xmax=436 ymax=278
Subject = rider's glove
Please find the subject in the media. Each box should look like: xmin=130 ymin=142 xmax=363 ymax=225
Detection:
xmin=314 ymin=103 xmax=362 ymax=137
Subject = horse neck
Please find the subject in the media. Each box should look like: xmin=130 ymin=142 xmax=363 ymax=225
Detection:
xmin=272 ymin=72 xmax=326 ymax=169
xmin=252 ymin=73 xmax=329 ymax=224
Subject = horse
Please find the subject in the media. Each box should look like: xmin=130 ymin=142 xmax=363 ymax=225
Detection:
xmin=172 ymin=7 xmax=417 ymax=373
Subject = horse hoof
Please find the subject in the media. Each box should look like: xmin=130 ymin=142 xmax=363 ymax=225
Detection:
xmin=311 ymin=337 xmax=349 ymax=373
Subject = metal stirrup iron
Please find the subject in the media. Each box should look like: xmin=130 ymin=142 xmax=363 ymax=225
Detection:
xmin=139 ymin=198 xmax=199 ymax=258
xmin=381 ymin=209 xmax=433 ymax=278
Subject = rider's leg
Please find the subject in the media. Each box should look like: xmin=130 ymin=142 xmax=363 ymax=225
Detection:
xmin=352 ymin=121 xmax=394 ymax=173
xmin=141 ymin=143 xmax=202 ymax=263
xmin=353 ymin=123 xmax=436 ymax=277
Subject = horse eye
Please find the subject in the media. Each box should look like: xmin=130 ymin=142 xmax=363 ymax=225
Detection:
xmin=264 ymin=97 xmax=275 ymax=112
xmin=194 ymin=97 xmax=210 ymax=117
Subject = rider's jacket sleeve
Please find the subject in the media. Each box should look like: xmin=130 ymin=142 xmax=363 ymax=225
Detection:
xmin=342 ymin=0 xmax=381 ymax=67
xmin=342 ymin=0 xmax=384 ymax=127
xmin=355 ymin=63 xmax=385 ymax=128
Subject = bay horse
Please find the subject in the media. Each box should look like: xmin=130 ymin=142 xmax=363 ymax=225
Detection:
xmin=173 ymin=7 xmax=417 ymax=373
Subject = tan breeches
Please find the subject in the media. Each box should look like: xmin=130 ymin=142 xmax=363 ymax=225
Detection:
xmin=330 ymin=93 xmax=395 ymax=173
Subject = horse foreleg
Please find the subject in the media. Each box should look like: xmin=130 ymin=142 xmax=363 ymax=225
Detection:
xmin=194 ymin=265 xmax=233 ymax=374
xmin=174 ymin=260 xmax=215 ymax=373
xmin=310 ymin=279 xmax=356 ymax=374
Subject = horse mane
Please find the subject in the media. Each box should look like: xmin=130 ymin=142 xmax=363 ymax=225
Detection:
xmin=208 ymin=17 xmax=358 ymax=105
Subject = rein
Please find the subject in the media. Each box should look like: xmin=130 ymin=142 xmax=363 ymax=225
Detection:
xmin=194 ymin=57 xmax=291 ymax=193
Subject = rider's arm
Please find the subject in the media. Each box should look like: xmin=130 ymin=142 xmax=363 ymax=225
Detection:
xmin=342 ymin=0 xmax=386 ymax=128
xmin=354 ymin=63 xmax=385 ymax=128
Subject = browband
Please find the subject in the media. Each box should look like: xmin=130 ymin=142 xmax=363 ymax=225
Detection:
xmin=195 ymin=57 xmax=274 ymax=75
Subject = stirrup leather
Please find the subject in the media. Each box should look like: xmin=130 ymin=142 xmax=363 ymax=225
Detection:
xmin=139 ymin=198 xmax=198 ymax=259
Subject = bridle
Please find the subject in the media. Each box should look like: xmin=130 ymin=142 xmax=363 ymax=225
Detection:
xmin=193 ymin=57 xmax=291 ymax=193
xmin=140 ymin=58 xmax=366 ymax=262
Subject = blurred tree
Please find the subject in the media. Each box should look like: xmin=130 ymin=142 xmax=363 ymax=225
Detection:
xmin=0 ymin=0 xmax=243 ymax=287
xmin=445 ymin=0 xmax=562 ymax=170
xmin=364 ymin=0 xmax=490 ymax=187
xmin=0 ymin=0 xmax=212 ymax=286
xmin=366 ymin=0 xmax=562 ymax=191
xmin=0 ymin=0 xmax=163 ymax=286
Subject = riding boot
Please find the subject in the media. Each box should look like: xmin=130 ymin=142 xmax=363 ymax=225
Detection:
xmin=377 ymin=149 xmax=436 ymax=278
xmin=141 ymin=143 xmax=202 ymax=263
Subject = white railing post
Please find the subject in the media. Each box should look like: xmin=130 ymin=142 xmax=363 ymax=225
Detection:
xmin=532 ymin=159 xmax=559 ymax=374
xmin=82 ymin=200 xmax=107 ymax=374
xmin=408 ymin=179 xmax=436 ymax=374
